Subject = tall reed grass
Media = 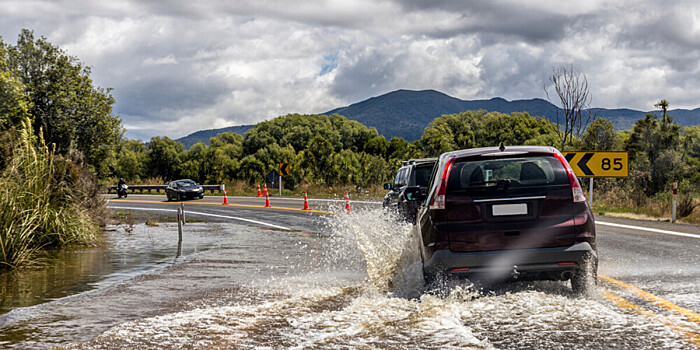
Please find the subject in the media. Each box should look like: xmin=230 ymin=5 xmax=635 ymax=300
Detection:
xmin=0 ymin=120 xmax=100 ymax=268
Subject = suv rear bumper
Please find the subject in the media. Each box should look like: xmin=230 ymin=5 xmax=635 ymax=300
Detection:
xmin=424 ymin=242 xmax=597 ymax=281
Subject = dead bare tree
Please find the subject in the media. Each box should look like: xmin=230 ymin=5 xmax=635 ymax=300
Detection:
xmin=544 ymin=66 xmax=592 ymax=150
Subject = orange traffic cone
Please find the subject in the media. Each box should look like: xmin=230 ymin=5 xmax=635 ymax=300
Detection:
xmin=265 ymin=190 xmax=271 ymax=207
xmin=222 ymin=189 xmax=229 ymax=205
xmin=303 ymin=191 xmax=311 ymax=210
xmin=256 ymin=183 xmax=262 ymax=197
xmin=263 ymin=184 xmax=268 ymax=197
xmin=345 ymin=191 xmax=351 ymax=214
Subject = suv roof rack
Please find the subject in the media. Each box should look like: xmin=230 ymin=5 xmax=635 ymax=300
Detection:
xmin=401 ymin=157 xmax=438 ymax=166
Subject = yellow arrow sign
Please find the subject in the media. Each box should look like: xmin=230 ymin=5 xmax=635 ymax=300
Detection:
xmin=562 ymin=152 xmax=629 ymax=177
xmin=279 ymin=162 xmax=290 ymax=176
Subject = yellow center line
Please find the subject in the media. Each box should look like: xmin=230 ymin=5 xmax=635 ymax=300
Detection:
xmin=599 ymin=274 xmax=700 ymax=326
xmin=601 ymin=289 xmax=700 ymax=347
xmin=109 ymin=199 xmax=338 ymax=215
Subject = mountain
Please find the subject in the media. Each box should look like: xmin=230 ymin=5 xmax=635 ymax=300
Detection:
xmin=325 ymin=89 xmax=699 ymax=141
xmin=174 ymin=89 xmax=700 ymax=147
xmin=175 ymin=125 xmax=253 ymax=149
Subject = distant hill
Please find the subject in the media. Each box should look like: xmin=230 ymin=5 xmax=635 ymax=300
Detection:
xmin=175 ymin=89 xmax=700 ymax=147
xmin=175 ymin=125 xmax=253 ymax=149
xmin=325 ymin=89 xmax=700 ymax=141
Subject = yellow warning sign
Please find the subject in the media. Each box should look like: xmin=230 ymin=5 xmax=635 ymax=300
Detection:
xmin=562 ymin=152 xmax=629 ymax=177
xmin=279 ymin=162 xmax=290 ymax=176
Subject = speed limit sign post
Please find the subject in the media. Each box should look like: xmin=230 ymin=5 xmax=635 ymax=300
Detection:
xmin=562 ymin=151 xmax=629 ymax=208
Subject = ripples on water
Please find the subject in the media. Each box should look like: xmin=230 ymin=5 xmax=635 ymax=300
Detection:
xmin=67 ymin=208 xmax=689 ymax=349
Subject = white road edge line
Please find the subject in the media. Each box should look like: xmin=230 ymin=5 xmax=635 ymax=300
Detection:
xmin=596 ymin=221 xmax=699 ymax=239
xmin=108 ymin=206 xmax=292 ymax=231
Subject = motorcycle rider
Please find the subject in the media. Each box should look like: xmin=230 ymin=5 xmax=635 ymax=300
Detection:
xmin=117 ymin=178 xmax=127 ymax=198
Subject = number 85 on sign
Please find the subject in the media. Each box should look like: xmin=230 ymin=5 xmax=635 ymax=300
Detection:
xmin=562 ymin=152 xmax=629 ymax=177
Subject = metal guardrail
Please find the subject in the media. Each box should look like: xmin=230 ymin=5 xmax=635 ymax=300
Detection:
xmin=107 ymin=184 xmax=224 ymax=193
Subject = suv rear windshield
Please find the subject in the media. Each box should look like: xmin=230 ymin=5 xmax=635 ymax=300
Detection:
xmin=446 ymin=155 xmax=568 ymax=193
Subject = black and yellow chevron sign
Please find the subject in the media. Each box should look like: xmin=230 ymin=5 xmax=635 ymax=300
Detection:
xmin=562 ymin=152 xmax=629 ymax=177
xmin=279 ymin=162 xmax=290 ymax=177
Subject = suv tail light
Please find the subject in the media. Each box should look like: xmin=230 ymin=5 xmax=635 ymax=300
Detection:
xmin=429 ymin=157 xmax=455 ymax=210
xmin=553 ymin=151 xmax=587 ymax=203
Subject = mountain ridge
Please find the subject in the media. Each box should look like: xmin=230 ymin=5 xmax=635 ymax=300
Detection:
xmin=175 ymin=89 xmax=699 ymax=147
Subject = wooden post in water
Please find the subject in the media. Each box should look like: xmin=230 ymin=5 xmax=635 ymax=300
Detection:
xmin=177 ymin=207 xmax=183 ymax=258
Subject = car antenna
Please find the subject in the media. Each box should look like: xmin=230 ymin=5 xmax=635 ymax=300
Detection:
xmin=499 ymin=142 xmax=505 ymax=152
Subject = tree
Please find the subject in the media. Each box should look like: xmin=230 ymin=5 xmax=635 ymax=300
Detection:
xmin=6 ymin=30 xmax=123 ymax=177
xmin=625 ymin=112 xmax=682 ymax=195
xmin=544 ymin=65 xmax=592 ymax=150
xmin=146 ymin=136 xmax=184 ymax=180
xmin=420 ymin=110 xmax=559 ymax=155
xmin=654 ymin=99 xmax=669 ymax=127
xmin=0 ymin=39 xmax=32 ymax=169
xmin=582 ymin=118 xmax=618 ymax=151
xmin=237 ymin=156 xmax=265 ymax=185
xmin=115 ymin=140 xmax=147 ymax=181
xmin=0 ymin=38 xmax=31 ymax=130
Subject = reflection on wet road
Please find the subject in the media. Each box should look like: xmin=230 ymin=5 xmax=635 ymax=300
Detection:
xmin=0 ymin=195 xmax=697 ymax=349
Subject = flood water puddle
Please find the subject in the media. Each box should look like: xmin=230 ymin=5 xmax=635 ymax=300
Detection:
xmin=0 ymin=224 xmax=202 ymax=316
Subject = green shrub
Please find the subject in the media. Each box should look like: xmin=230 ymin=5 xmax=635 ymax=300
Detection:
xmin=0 ymin=120 xmax=100 ymax=268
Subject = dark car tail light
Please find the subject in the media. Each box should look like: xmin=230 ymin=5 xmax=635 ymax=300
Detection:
xmin=553 ymin=151 xmax=587 ymax=203
xmin=429 ymin=157 xmax=455 ymax=210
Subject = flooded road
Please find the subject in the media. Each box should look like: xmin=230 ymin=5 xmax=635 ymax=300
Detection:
xmin=1 ymin=205 xmax=698 ymax=349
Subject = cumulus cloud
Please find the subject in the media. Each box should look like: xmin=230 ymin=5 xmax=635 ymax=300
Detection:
xmin=0 ymin=0 xmax=698 ymax=140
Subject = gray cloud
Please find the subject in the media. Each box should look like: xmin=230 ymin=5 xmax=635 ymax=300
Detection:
xmin=0 ymin=0 xmax=698 ymax=140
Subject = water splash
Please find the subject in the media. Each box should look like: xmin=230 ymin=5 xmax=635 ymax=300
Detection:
xmin=323 ymin=207 xmax=426 ymax=297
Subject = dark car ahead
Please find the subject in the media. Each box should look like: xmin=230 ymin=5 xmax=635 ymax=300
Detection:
xmin=166 ymin=179 xmax=204 ymax=201
xmin=407 ymin=146 xmax=597 ymax=295
xmin=383 ymin=158 xmax=437 ymax=221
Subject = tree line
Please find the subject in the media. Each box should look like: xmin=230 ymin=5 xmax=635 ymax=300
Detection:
xmin=113 ymin=107 xmax=700 ymax=207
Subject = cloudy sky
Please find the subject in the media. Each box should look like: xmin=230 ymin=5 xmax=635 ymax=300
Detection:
xmin=1 ymin=0 xmax=699 ymax=140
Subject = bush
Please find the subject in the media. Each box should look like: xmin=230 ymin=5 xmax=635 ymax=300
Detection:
xmin=678 ymin=196 xmax=700 ymax=218
xmin=0 ymin=121 xmax=101 ymax=268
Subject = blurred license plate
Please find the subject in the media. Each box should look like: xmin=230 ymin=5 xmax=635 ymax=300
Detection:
xmin=492 ymin=203 xmax=527 ymax=216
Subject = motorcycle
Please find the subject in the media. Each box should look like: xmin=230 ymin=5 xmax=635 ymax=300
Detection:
xmin=117 ymin=184 xmax=128 ymax=198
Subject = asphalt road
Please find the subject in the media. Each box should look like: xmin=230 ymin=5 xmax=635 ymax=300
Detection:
xmin=102 ymin=193 xmax=700 ymax=348
xmin=108 ymin=194 xmax=700 ymax=309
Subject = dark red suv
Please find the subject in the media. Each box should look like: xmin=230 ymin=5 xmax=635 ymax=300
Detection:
xmin=408 ymin=146 xmax=597 ymax=294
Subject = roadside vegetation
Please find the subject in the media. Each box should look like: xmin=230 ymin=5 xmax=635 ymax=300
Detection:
xmin=112 ymin=107 xmax=699 ymax=223
xmin=0 ymin=30 xmax=116 ymax=268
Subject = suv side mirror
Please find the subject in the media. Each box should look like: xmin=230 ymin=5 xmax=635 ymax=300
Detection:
xmin=383 ymin=183 xmax=393 ymax=190
xmin=403 ymin=186 xmax=425 ymax=201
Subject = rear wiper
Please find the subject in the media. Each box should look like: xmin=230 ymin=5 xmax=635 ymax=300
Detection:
xmin=469 ymin=180 xmax=499 ymax=187
xmin=469 ymin=179 xmax=513 ymax=189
